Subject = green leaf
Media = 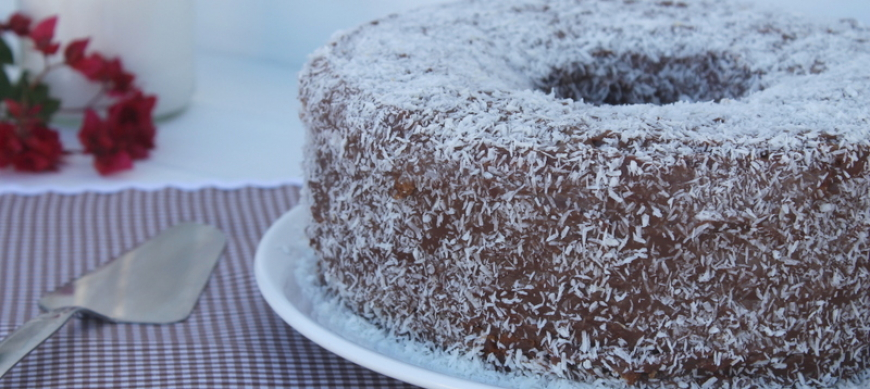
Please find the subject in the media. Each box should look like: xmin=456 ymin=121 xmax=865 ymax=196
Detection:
xmin=27 ymin=82 xmax=61 ymax=122
xmin=0 ymin=38 xmax=13 ymax=65
xmin=6 ymin=72 xmax=62 ymax=123
xmin=30 ymin=82 xmax=51 ymax=102
xmin=37 ymin=97 xmax=61 ymax=122
xmin=0 ymin=69 xmax=11 ymax=100
xmin=10 ymin=70 xmax=31 ymax=100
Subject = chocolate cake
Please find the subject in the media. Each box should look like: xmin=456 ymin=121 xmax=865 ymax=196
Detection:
xmin=298 ymin=0 xmax=870 ymax=387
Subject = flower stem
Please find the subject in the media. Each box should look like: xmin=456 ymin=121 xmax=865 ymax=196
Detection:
xmin=84 ymin=84 xmax=109 ymax=110
xmin=30 ymin=52 xmax=60 ymax=87
xmin=57 ymin=103 xmax=110 ymax=115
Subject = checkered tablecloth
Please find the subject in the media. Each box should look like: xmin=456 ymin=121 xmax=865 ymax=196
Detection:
xmin=0 ymin=185 xmax=419 ymax=388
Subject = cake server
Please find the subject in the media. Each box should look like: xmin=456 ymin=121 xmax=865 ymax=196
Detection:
xmin=0 ymin=222 xmax=227 ymax=378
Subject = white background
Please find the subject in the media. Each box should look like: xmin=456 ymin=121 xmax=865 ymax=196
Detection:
xmin=0 ymin=0 xmax=867 ymax=193
xmin=1 ymin=1 xmax=865 ymax=68
xmin=191 ymin=0 xmax=870 ymax=68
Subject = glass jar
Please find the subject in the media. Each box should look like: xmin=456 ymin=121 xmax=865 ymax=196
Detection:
xmin=17 ymin=0 xmax=195 ymax=120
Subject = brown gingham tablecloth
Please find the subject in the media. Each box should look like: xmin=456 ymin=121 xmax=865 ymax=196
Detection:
xmin=0 ymin=185 xmax=419 ymax=388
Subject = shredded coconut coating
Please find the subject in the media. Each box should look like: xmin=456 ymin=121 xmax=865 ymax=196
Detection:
xmin=298 ymin=0 xmax=870 ymax=387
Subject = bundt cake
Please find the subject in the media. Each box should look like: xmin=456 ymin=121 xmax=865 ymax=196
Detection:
xmin=299 ymin=0 xmax=870 ymax=387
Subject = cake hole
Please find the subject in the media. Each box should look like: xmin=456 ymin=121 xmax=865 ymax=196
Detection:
xmin=538 ymin=51 xmax=759 ymax=105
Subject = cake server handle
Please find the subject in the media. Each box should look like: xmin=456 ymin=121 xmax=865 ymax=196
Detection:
xmin=0 ymin=307 xmax=80 ymax=378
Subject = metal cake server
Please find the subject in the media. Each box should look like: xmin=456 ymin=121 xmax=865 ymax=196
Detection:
xmin=0 ymin=222 xmax=227 ymax=378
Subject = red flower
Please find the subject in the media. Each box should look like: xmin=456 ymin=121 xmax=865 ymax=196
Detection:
xmin=107 ymin=92 xmax=156 ymax=157
xmin=29 ymin=16 xmax=60 ymax=55
xmin=79 ymin=109 xmax=125 ymax=175
xmin=78 ymin=92 xmax=157 ymax=175
xmin=65 ymin=42 xmax=137 ymax=96
xmin=64 ymin=38 xmax=89 ymax=65
xmin=3 ymin=12 xmax=161 ymax=176
xmin=4 ymin=99 xmax=42 ymax=120
xmin=69 ymin=52 xmax=107 ymax=80
xmin=0 ymin=122 xmax=63 ymax=172
xmin=0 ymin=122 xmax=20 ymax=168
xmin=102 ymin=58 xmax=136 ymax=96
xmin=3 ymin=13 xmax=32 ymax=36
xmin=65 ymin=39 xmax=105 ymax=80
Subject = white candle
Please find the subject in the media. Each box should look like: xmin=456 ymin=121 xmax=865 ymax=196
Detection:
xmin=17 ymin=0 xmax=195 ymax=119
